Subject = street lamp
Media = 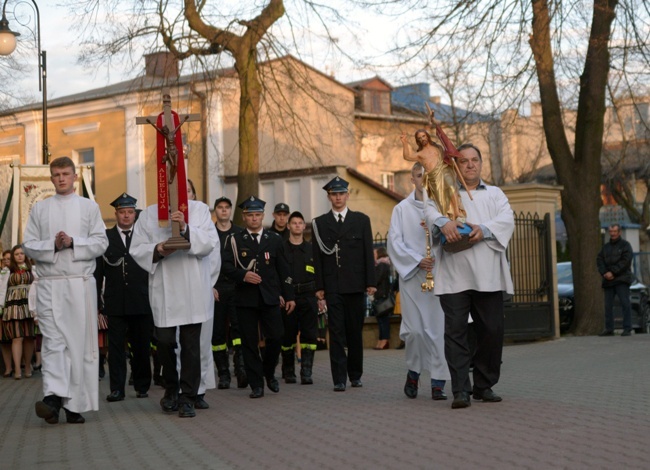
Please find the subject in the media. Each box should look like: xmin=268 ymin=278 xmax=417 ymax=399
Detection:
xmin=0 ymin=0 xmax=49 ymax=164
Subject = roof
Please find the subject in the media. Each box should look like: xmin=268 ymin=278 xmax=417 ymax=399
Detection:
xmin=346 ymin=167 xmax=404 ymax=202
xmin=1 ymin=54 xmax=352 ymax=117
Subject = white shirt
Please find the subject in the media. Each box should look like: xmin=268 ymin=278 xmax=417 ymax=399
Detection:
xmin=332 ymin=207 xmax=349 ymax=223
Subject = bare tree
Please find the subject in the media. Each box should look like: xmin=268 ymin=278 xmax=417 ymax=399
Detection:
xmin=63 ymin=0 xmax=362 ymax=217
xmin=373 ymin=0 xmax=650 ymax=335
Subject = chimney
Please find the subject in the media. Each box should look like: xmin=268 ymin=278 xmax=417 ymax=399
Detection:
xmin=430 ymin=96 xmax=441 ymax=104
xmin=145 ymin=52 xmax=179 ymax=79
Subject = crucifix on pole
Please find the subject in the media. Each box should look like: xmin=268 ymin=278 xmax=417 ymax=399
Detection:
xmin=136 ymin=88 xmax=200 ymax=250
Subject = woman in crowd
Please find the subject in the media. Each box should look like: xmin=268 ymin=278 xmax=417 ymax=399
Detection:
xmin=373 ymin=247 xmax=394 ymax=350
xmin=3 ymin=245 xmax=36 ymax=379
xmin=0 ymin=250 xmax=13 ymax=376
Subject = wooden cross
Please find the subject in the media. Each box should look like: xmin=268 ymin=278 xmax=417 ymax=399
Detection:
xmin=136 ymin=88 xmax=201 ymax=250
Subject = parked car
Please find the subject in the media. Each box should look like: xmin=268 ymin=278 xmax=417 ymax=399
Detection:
xmin=557 ymin=262 xmax=650 ymax=333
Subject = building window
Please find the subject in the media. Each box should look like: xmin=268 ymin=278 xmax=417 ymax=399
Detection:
xmin=74 ymin=148 xmax=95 ymax=195
xmin=381 ymin=172 xmax=395 ymax=192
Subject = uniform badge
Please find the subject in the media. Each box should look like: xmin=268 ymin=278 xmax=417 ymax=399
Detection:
xmin=265 ymin=252 xmax=270 ymax=264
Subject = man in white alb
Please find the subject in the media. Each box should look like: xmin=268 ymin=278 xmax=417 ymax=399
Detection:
xmin=24 ymin=156 xmax=108 ymax=424
xmin=130 ymin=193 xmax=219 ymax=418
xmin=424 ymin=143 xmax=514 ymax=409
xmin=388 ymin=163 xmax=450 ymax=401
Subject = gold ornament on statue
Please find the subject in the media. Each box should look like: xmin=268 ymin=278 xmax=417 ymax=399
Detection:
xmin=421 ymin=221 xmax=435 ymax=292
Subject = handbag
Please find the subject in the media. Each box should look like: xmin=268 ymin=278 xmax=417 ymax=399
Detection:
xmin=373 ymin=295 xmax=395 ymax=318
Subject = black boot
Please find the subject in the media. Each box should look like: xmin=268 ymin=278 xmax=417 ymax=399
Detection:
xmin=281 ymin=350 xmax=297 ymax=384
xmin=35 ymin=395 xmax=62 ymax=424
xmin=152 ymin=348 xmax=164 ymax=387
xmin=300 ymin=349 xmax=315 ymax=385
xmin=233 ymin=347 xmax=248 ymax=389
xmin=98 ymin=353 xmax=106 ymax=380
xmin=214 ymin=350 xmax=231 ymax=389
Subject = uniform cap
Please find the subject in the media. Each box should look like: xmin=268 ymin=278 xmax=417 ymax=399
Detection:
xmin=322 ymin=176 xmax=349 ymax=193
xmin=214 ymin=196 xmax=232 ymax=208
xmin=288 ymin=211 xmax=304 ymax=222
xmin=238 ymin=196 xmax=266 ymax=213
xmin=110 ymin=193 xmax=137 ymax=209
xmin=273 ymin=203 xmax=290 ymax=213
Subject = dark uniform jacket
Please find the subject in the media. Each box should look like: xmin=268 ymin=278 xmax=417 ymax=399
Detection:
xmin=222 ymin=229 xmax=294 ymax=308
xmin=312 ymin=210 xmax=376 ymax=294
xmin=215 ymin=222 xmax=244 ymax=289
xmin=268 ymin=223 xmax=290 ymax=240
xmin=95 ymin=225 xmax=153 ymax=316
xmin=284 ymin=239 xmax=316 ymax=296
xmin=597 ymin=237 xmax=634 ymax=287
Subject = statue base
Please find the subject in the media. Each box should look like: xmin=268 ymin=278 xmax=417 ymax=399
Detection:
xmin=441 ymin=224 xmax=473 ymax=253
xmin=163 ymin=236 xmax=191 ymax=251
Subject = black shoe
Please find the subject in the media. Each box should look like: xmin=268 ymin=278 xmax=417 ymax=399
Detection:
xmin=404 ymin=374 xmax=418 ymax=399
xmin=598 ymin=330 xmax=614 ymax=337
xmin=64 ymin=408 xmax=85 ymax=424
xmin=621 ymin=330 xmax=632 ymax=337
xmin=106 ymin=390 xmax=125 ymax=402
xmin=136 ymin=391 xmax=149 ymax=398
xmin=432 ymin=387 xmax=448 ymax=400
xmin=195 ymin=394 xmax=209 ymax=409
xmin=472 ymin=388 xmax=502 ymax=402
xmin=178 ymin=403 xmax=196 ymax=418
xmin=35 ymin=396 xmax=61 ymax=424
xmin=160 ymin=392 xmax=179 ymax=413
xmin=249 ymin=387 xmax=264 ymax=398
xmin=217 ymin=375 xmax=231 ymax=390
xmin=350 ymin=379 xmax=363 ymax=388
xmin=284 ymin=375 xmax=297 ymax=384
xmin=396 ymin=340 xmax=405 ymax=350
xmin=265 ymin=376 xmax=280 ymax=393
xmin=236 ymin=371 xmax=248 ymax=389
xmin=333 ymin=383 xmax=346 ymax=392
xmin=451 ymin=391 xmax=471 ymax=409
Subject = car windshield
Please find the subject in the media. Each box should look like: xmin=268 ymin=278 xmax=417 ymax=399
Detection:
xmin=557 ymin=263 xmax=573 ymax=284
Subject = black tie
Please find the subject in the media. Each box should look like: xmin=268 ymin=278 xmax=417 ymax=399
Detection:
xmin=337 ymin=214 xmax=343 ymax=225
xmin=122 ymin=230 xmax=132 ymax=249
xmin=251 ymin=232 xmax=259 ymax=244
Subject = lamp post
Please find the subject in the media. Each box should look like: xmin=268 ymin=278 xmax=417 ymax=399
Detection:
xmin=0 ymin=0 xmax=49 ymax=164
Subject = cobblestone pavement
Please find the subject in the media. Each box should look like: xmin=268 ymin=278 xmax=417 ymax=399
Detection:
xmin=0 ymin=335 xmax=648 ymax=469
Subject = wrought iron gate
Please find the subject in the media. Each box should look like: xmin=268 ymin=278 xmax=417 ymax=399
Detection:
xmin=504 ymin=212 xmax=554 ymax=340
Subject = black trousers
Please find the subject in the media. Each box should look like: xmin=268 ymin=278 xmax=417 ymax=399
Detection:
xmin=281 ymin=295 xmax=319 ymax=348
xmin=326 ymin=292 xmax=365 ymax=385
xmin=107 ymin=314 xmax=154 ymax=394
xmin=440 ymin=290 xmax=504 ymax=394
xmin=212 ymin=286 xmax=242 ymax=351
xmin=154 ymin=323 xmax=202 ymax=403
xmin=238 ymin=303 xmax=284 ymax=389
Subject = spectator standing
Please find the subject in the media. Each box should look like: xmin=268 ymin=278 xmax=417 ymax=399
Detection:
xmin=597 ymin=224 xmax=634 ymax=337
xmin=3 ymin=245 xmax=36 ymax=379
xmin=0 ymin=250 xmax=13 ymax=377
xmin=372 ymin=247 xmax=393 ymax=350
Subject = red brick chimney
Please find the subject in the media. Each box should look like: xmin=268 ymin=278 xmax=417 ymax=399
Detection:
xmin=144 ymin=52 xmax=179 ymax=79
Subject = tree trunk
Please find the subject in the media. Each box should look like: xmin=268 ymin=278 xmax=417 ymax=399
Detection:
xmin=233 ymin=47 xmax=262 ymax=221
xmin=530 ymin=0 xmax=618 ymax=334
